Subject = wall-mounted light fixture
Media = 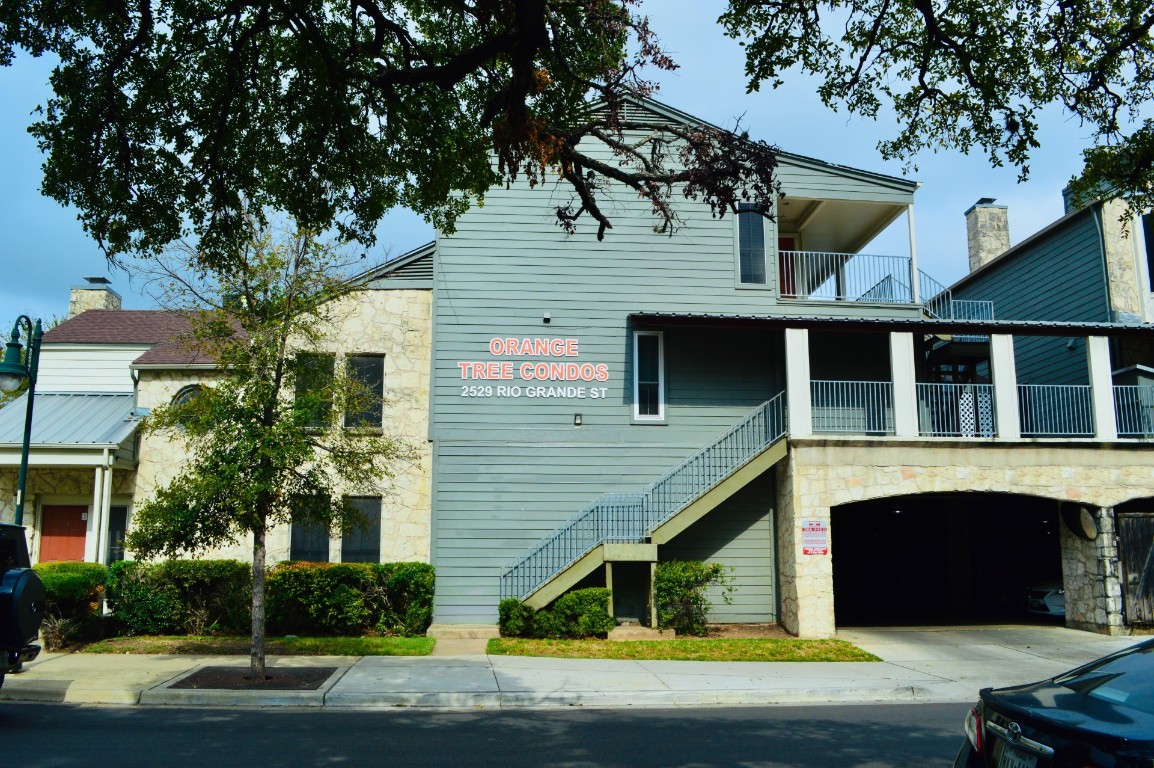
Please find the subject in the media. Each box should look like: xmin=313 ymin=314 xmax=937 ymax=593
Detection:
xmin=543 ymin=312 xmax=551 ymax=324
xmin=573 ymin=413 xmax=582 ymax=427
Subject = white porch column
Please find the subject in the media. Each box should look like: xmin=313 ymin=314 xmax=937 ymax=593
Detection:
xmin=1087 ymin=336 xmax=1118 ymax=440
xmin=989 ymin=334 xmax=1020 ymax=439
xmin=95 ymin=450 xmax=114 ymax=564
xmin=785 ymin=328 xmax=812 ymax=437
xmin=890 ymin=332 xmax=919 ymax=437
xmin=84 ymin=465 xmax=104 ymax=562
xmin=907 ymin=204 xmax=921 ymax=304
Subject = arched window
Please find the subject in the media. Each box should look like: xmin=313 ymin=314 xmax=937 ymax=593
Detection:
xmin=172 ymin=384 xmax=205 ymax=406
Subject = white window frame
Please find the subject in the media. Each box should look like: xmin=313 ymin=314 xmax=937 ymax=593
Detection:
xmin=633 ymin=330 xmax=665 ymax=422
xmin=734 ymin=203 xmax=769 ymax=289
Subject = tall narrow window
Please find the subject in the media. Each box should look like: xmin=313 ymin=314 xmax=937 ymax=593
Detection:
xmin=346 ymin=354 xmax=385 ymax=428
xmin=290 ymin=520 xmax=330 ymax=562
xmin=634 ymin=331 xmax=664 ymax=420
xmin=341 ymin=497 xmax=382 ymax=563
xmin=1143 ymin=213 xmax=1154 ymax=292
xmin=738 ymin=203 xmax=767 ymax=285
xmin=294 ymin=352 xmax=335 ymax=427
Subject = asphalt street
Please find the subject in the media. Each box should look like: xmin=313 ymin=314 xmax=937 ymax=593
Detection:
xmin=0 ymin=701 xmax=971 ymax=768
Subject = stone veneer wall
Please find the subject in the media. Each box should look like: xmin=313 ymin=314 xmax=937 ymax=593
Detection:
xmin=1061 ymin=506 xmax=1125 ymax=634
xmin=777 ymin=440 xmax=1154 ymax=638
xmin=130 ymin=287 xmax=433 ymax=565
xmin=1099 ymin=198 xmax=1144 ymax=322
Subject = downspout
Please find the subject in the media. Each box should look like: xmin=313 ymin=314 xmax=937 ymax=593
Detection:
xmin=1089 ymin=205 xmax=1118 ymax=371
xmin=1090 ymin=205 xmax=1115 ymax=324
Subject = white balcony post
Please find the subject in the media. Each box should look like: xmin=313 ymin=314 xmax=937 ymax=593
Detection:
xmin=890 ymin=332 xmax=919 ymax=437
xmin=785 ymin=328 xmax=812 ymax=437
xmin=908 ymin=204 xmax=921 ymax=304
xmin=1087 ymin=335 xmax=1118 ymax=440
xmin=989 ymin=334 xmax=1020 ymax=439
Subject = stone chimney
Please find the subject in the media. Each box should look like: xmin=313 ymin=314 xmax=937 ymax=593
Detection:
xmin=69 ymin=276 xmax=122 ymax=318
xmin=965 ymin=198 xmax=1010 ymax=272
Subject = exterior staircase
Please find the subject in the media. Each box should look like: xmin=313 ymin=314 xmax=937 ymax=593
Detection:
xmin=499 ymin=393 xmax=789 ymax=608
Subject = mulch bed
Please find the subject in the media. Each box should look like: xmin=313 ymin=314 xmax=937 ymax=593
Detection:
xmin=707 ymin=623 xmax=793 ymax=639
xmin=171 ymin=666 xmax=338 ymax=690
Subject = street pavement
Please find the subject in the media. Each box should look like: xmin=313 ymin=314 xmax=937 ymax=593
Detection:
xmin=0 ymin=626 xmax=1144 ymax=709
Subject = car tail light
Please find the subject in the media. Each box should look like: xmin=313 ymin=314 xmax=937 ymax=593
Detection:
xmin=965 ymin=706 xmax=983 ymax=753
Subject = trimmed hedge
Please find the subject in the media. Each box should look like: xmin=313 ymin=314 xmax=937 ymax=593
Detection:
xmin=33 ymin=561 xmax=108 ymax=620
xmin=107 ymin=560 xmax=252 ymax=636
xmin=266 ymin=561 xmax=434 ymax=637
xmin=498 ymin=588 xmax=615 ymax=639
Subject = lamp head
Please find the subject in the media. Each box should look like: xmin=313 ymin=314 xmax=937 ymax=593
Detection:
xmin=0 ymin=326 xmax=29 ymax=392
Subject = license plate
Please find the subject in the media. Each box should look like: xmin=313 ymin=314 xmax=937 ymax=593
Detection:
xmin=997 ymin=745 xmax=1037 ymax=768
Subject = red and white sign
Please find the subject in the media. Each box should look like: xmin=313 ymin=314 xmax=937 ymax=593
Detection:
xmin=457 ymin=337 xmax=611 ymax=399
xmin=802 ymin=519 xmax=829 ymax=555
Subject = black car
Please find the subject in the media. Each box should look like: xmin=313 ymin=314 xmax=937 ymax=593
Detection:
xmin=0 ymin=523 xmax=44 ymax=689
xmin=954 ymin=638 xmax=1154 ymax=768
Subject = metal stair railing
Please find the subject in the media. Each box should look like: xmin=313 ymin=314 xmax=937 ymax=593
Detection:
xmin=499 ymin=393 xmax=788 ymax=601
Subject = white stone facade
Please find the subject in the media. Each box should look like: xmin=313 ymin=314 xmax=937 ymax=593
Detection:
xmin=777 ymin=440 xmax=1154 ymax=638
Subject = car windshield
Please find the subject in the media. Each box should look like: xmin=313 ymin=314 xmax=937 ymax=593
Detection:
xmin=1054 ymin=644 xmax=1154 ymax=715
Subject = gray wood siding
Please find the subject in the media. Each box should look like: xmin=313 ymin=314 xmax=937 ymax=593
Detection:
xmin=954 ymin=212 xmax=1106 ymax=385
xmin=432 ymin=154 xmax=918 ymax=623
xmin=659 ymin=472 xmax=777 ymax=623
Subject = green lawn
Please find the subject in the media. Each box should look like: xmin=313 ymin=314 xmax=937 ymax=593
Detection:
xmin=81 ymin=635 xmax=434 ymax=656
xmin=486 ymin=637 xmax=880 ymax=662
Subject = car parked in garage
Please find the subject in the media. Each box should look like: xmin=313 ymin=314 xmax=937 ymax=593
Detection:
xmin=1026 ymin=582 xmax=1065 ymax=618
xmin=954 ymin=638 xmax=1154 ymax=767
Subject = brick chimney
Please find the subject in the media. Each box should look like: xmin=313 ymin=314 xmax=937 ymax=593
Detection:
xmin=965 ymin=198 xmax=1010 ymax=272
xmin=69 ymin=276 xmax=122 ymax=318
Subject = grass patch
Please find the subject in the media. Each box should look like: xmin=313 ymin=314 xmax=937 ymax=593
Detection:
xmin=487 ymin=637 xmax=879 ymax=662
xmin=81 ymin=635 xmax=434 ymax=656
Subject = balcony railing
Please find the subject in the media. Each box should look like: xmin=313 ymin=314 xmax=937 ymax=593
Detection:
xmin=779 ymin=251 xmax=913 ymax=303
xmin=917 ymin=383 xmax=996 ymax=437
xmin=811 ymin=380 xmax=895 ymax=434
xmin=1018 ymin=384 xmax=1094 ymax=437
xmin=1114 ymin=385 xmax=1154 ymax=438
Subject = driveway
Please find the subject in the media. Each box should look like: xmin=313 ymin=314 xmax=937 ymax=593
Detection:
xmin=837 ymin=625 xmax=1146 ymax=701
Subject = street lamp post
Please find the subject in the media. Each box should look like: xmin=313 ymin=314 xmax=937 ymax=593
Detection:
xmin=0 ymin=317 xmax=43 ymax=526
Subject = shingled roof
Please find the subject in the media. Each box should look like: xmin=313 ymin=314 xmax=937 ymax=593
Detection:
xmin=43 ymin=309 xmax=231 ymax=368
xmin=43 ymin=310 xmax=190 ymax=345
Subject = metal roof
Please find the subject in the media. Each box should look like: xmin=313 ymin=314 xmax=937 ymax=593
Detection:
xmin=630 ymin=311 xmax=1154 ymax=338
xmin=0 ymin=393 xmax=143 ymax=448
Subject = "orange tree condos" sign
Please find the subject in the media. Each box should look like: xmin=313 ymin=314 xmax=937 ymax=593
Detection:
xmin=457 ymin=337 xmax=610 ymax=399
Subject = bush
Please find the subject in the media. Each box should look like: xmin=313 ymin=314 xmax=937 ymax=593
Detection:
xmin=497 ymin=588 xmax=615 ymax=639
xmin=107 ymin=560 xmax=251 ymax=636
xmin=654 ymin=560 xmax=734 ymax=636
xmin=266 ymin=561 xmax=434 ymax=637
xmin=34 ymin=561 xmax=108 ymax=621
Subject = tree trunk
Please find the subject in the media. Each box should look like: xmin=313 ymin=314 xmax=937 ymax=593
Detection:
xmin=250 ymin=526 xmax=267 ymax=683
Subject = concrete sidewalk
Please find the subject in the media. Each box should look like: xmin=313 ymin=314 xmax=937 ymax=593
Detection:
xmin=0 ymin=627 xmax=1143 ymax=709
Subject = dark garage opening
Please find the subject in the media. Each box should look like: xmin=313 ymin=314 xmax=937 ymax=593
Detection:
xmin=832 ymin=493 xmax=1063 ymax=626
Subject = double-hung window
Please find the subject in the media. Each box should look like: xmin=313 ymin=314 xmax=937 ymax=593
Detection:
xmin=633 ymin=331 xmax=664 ymax=421
xmin=345 ymin=354 xmax=385 ymax=428
xmin=341 ymin=497 xmax=382 ymax=563
xmin=737 ymin=203 xmax=767 ymax=285
xmin=294 ymin=352 xmax=335 ymax=428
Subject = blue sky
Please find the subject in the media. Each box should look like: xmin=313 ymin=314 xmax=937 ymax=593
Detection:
xmin=0 ymin=2 xmax=1095 ymax=323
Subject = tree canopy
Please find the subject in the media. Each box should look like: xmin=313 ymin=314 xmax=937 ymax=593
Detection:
xmin=721 ymin=0 xmax=1154 ymax=213
xmin=0 ymin=1 xmax=779 ymax=268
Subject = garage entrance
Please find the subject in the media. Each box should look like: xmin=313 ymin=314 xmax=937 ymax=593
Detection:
xmin=831 ymin=493 xmax=1062 ymax=626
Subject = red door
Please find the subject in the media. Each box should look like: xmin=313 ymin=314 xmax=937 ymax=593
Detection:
xmin=39 ymin=505 xmax=88 ymax=562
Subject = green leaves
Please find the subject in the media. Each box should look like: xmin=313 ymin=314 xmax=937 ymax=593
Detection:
xmin=722 ymin=0 xmax=1154 ymax=213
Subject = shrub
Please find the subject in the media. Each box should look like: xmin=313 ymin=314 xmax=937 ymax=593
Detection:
xmin=107 ymin=560 xmax=251 ymax=636
xmin=654 ymin=560 xmax=734 ymax=636
xmin=34 ymin=561 xmax=108 ymax=621
xmin=497 ymin=588 xmax=615 ymax=639
xmin=498 ymin=598 xmax=536 ymax=637
xmin=266 ymin=561 xmax=435 ymax=637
